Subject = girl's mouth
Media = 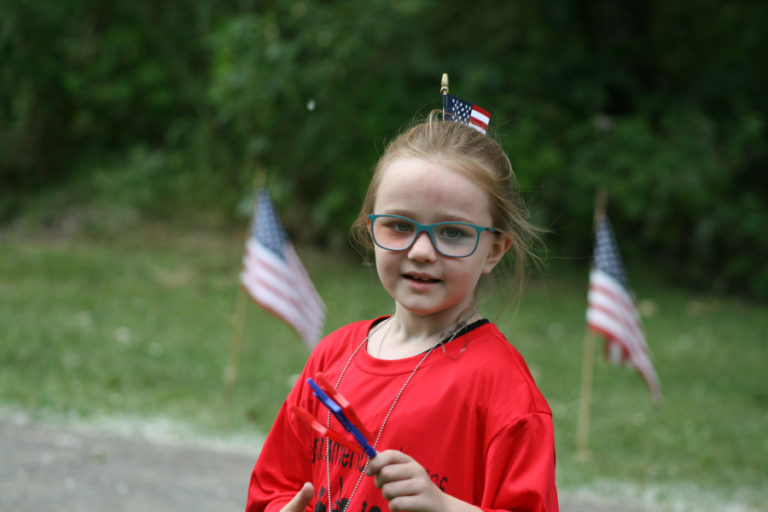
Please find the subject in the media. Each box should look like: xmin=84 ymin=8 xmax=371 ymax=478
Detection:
xmin=404 ymin=274 xmax=440 ymax=284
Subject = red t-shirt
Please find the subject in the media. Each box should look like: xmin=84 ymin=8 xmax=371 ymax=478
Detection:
xmin=246 ymin=317 xmax=558 ymax=512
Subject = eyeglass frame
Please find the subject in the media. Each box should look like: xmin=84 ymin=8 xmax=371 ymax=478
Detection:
xmin=367 ymin=214 xmax=499 ymax=258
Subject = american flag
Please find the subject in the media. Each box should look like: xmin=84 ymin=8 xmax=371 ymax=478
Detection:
xmin=587 ymin=216 xmax=662 ymax=404
xmin=240 ymin=189 xmax=326 ymax=349
xmin=443 ymin=94 xmax=490 ymax=134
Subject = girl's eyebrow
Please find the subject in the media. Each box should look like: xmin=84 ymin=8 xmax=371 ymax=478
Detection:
xmin=380 ymin=210 xmax=478 ymax=224
xmin=376 ymin=209 xmax=415 ymax=218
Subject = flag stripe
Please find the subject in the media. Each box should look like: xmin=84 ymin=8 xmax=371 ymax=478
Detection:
xmin=587 ymin=304 xmax=639 ymax=349
xmin=469 ymin=116 xmax=488 ymax=131
xmin=242 ymin=277 xmax=317 ymax=343
xmin=588 ymin=269 xmax=634 ymax=311
xmin=242 ymin=271 xmax=309 ymax=340
xmin=589 ymin=322 xmax=661 ymax=396
xmin=244 ymin=244 xmax=313 ymax=313
xmin=241 ymin=257 xmax=313 ymax=338
xmin=242 ymin=248 xmax=325 ymax=340
xmin=242 ymin=261 xmax=323 ymax=343
xmin=588 ymin=284 xmax=645 ymax=348
xmin=587 ymin=306 xmax=643 ymax=359
xmin=472 ymin=104 xmax=491 ymax=118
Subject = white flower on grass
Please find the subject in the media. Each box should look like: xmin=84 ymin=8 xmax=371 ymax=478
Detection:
xmin=114 ymin=326 xmax=132 ymax=344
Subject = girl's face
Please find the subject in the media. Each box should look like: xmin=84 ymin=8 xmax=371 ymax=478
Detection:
xmin=370 ymin=157 xmax=510 ymax=323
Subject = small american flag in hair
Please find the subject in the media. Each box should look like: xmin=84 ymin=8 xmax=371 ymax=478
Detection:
xmin=443 ymin=94 xmax=491 ymax=134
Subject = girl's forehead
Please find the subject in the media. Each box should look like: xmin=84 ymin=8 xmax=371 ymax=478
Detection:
xmin=378 ymin=157 xmax=477 ymax=189
xmin=375 ymin=158 xmax=491 ymax=219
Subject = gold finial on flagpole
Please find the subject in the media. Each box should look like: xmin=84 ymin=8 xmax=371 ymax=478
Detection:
xmin=441 ymin=73 xmax=449 ymax=119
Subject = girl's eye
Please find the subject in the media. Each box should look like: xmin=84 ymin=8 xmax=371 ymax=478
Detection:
xmin=383 ymin=219 xmax=414 ymax=233
xmin=437 ymin=224 xmax=473 ymax=241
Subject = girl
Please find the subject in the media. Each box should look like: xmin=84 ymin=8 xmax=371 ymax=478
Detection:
xmin=246 ymin=111 xmax=559 ymax=512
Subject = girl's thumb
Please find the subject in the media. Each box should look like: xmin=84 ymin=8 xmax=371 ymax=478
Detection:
xmin=281 ymin=482 xmax=314 ymax=512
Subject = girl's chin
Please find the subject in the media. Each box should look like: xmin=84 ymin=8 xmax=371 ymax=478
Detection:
xmin=393 ymin=298 xmax=469 ymax=319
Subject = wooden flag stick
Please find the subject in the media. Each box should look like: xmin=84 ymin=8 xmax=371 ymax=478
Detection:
xmin=576 ymin=186 xmax=608 ymax=458
xmin=223 ymin=169 xmax=268 ymax=394
xmin=594 ymin=186 xmax=607 ymax=224
xmin=224 ymin=285 xmax=248 ymax=393
xmin=576 ymin=329 xmax=597 ymax=459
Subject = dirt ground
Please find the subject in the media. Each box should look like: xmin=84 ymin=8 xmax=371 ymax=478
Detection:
xmin=1 ymin=412 xmax=657 ymax=512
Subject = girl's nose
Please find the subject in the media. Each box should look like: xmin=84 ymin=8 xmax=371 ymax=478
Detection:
xmin=408 ymin=232 xmax=438 ymax=261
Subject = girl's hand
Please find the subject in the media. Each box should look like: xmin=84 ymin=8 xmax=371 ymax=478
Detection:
xmin=365 ymin=450 xmax=447 ymax=512
xmin=279 ymin=482 xmax=314 ymax=512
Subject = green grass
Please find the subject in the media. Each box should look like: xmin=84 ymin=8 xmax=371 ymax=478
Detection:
xmin=1 ymin=223 xmax=766 ymax=508
xmin=501 ymin=268 xmax=767 ymax=506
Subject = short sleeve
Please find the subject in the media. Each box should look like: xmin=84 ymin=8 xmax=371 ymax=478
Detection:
xmin=479 ymin=412 xmax=559 ymax=512
xmin=246 ymin=385 xmax=315 ymax=511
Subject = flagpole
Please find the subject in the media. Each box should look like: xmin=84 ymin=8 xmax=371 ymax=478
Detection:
xmin=576 ymin=186 xmax=608 ymax=459
xmin=441 ymin=73 xmax=449 ymax=119
xmin=576 ymin=330 xmax=597 ymax=459
xmin=224 ymin=284 xmax=247 ymax=393
xmin=224 ymin=169 xmax=268 ymax=394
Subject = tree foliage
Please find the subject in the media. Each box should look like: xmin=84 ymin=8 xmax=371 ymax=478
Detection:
xmin=1 ymin=0 xmax=766 ymax=298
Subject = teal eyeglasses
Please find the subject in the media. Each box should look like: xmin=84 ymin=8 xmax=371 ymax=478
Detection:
xmin=368 ymin=214 xmax=498 ymax=258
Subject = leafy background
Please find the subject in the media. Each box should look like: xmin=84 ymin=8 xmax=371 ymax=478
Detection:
xmin=3 ymin=0 xmax=766 ymax=298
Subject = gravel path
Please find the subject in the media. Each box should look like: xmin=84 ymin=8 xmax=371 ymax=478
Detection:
xmin=1 ymin=413 xmax=658 ymax=512
xmin=1 ymin=415 xmax=256 ymax=512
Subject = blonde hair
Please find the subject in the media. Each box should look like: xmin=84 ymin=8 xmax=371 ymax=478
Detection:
xmin=351 ymin=110 xmax=542 ymax=296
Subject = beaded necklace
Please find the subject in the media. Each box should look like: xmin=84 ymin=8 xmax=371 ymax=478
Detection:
xmin=323 ymin=313 xmax=475 ymax=512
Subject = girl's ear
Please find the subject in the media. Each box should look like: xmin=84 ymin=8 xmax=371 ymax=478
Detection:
xmin=482 ymin=234 xmax=512 ymax=274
